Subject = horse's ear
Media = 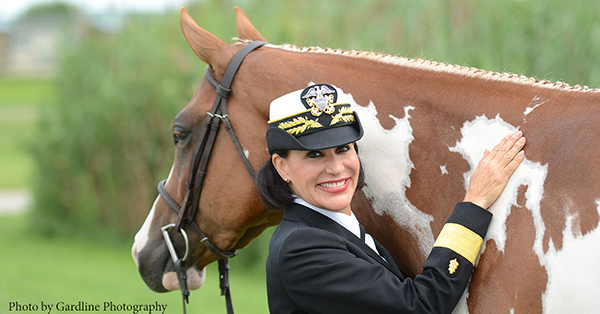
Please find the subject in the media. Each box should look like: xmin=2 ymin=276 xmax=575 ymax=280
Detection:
xmin=180 ymin=7 xmax=229 ymax=65
xmin=235 ymin=7 xmax=267 ymax=42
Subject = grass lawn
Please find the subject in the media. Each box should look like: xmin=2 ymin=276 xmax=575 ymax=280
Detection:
xmin=0 ymin=77 xmax=56 ymax=107
xmin=0 ymin=213 xmax=270 ymax=314
xmin=0 ymin=116 xmax=36 ymax=189
xmin=0 ymin=76 xmax=52 ymax=189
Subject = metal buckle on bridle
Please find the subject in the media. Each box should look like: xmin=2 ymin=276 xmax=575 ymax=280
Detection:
xmin=161 ymin=224 xmax=191 ymax=312
xmin=161 ymin=223 xmax=190 ymax=263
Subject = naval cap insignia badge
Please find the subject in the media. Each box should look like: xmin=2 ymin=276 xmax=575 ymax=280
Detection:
xmin=301 ymin=84 xmax=337 ymax=117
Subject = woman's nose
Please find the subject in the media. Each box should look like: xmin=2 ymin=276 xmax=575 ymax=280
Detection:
xmin=325 ymin=154 xmax=344 ymax=174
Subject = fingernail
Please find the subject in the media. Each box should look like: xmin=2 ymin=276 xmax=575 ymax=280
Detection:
xmin=518 ymin=137 xmax=526 ymax=143
xmin=514 ymin=131 xmax=523 ymax=137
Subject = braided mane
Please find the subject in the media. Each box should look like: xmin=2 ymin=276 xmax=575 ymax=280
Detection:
xmin=234 ymin=38 xmax=599 ymax=93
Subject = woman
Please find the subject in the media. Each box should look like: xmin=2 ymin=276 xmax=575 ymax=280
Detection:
xmin=255 ymin=84 xmax=525 ymax=314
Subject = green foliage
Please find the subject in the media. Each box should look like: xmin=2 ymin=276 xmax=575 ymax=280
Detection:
xmin=237 ymin=0 xmax=600 ymax=88
xmin=30 ymin=13 xmax=202 ymax=238
xmin=17 ymin=1 xmax=79 ymax=21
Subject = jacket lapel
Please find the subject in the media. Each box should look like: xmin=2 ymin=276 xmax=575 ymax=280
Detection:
xmin=374 ymin=238 xmax=405 ymax=280
xmin=283 ymin=204 xmax=405 ymax=280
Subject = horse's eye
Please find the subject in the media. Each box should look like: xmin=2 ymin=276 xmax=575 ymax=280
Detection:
xmin=172 ymin=131 xmax=188 ymax=145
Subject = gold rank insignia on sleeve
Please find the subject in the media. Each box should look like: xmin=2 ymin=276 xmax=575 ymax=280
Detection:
xmin=448 ymin=258 xmax=459 ymax=275
xmin=433 ymin=223 xmax=483 ymax=265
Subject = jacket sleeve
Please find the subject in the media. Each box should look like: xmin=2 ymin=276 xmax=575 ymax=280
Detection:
xmin=274 ymin=202 xmax=492 ymax=314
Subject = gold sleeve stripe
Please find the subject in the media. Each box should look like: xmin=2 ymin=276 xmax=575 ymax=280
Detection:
xmin=433 ymin=223 xmax=483 ymax=265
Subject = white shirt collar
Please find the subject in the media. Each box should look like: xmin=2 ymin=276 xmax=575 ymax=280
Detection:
xmin=293 ymin=196 xmax=361 ymax=239
xmin=293 ymin=196 xmax=384 ymax=259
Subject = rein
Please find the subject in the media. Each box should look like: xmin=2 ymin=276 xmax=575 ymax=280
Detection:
xmin=157 ymin=41 xmax=266 ymax=314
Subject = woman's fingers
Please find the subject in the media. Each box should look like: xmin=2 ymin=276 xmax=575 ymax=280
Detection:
xmin=490 ymin=131 xmax=525 ymax=165
xmin=502 ymin=150 xmax=525 ymax=176
xmin=463 ymin=131 xmax=526 ymax=210
xmin=492 ymin=133 xmax=512 ymax=154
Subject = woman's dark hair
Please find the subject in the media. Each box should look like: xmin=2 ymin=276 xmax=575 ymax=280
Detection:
xmin=254 ymin=143 xmax=365 ymax=210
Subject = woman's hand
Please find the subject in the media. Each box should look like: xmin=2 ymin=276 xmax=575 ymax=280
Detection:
xmin=463 ymin=131 xmax=526 ymax=210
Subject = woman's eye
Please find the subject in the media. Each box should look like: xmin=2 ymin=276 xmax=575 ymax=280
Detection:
xmin=307 ymin=151 xmax=323 ymax=158
xmin=337 ymin=145 xmax=350 ymax=153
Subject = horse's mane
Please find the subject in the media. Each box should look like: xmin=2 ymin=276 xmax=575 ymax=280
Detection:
xmin=234 ymin=38 xmax=599 ymax=93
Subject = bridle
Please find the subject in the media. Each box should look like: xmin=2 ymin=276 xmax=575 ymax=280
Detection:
xmin=156 ymin=41 xmax=266 ymax=314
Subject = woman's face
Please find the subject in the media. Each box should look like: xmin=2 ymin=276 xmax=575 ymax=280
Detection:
xmin=272 ymin=144 xmax=360 ymax=215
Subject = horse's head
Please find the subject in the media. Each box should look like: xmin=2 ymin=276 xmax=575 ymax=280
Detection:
xmin=131 ymin=7 xmax=282 ymax=293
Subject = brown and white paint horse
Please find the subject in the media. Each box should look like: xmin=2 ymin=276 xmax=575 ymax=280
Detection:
xmin=132 ymin=7 xmax=600 ymax=313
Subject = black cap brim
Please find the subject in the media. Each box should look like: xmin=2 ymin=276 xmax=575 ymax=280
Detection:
xmin=267 ymin=114 xmax=364 ymax=154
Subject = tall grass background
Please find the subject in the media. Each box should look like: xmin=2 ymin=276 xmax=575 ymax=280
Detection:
xmin=5 ymin=0 xmax=598 ymax=312
xmin=31 ymin=0 xmax=600 ymax=238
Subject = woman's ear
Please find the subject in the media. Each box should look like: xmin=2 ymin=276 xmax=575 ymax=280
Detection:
xmin=272 ymin=154 xmax=288 ymax=180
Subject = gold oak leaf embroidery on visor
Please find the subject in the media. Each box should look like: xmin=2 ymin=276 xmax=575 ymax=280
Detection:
xmin=330 ymin=106 xmax=355 ymax=126
xmin=278 ymin=117 xmax=324 ymax=135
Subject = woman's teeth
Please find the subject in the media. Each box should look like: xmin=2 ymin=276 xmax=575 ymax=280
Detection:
xmin=320 ymin=180 xmax=346 ymax=188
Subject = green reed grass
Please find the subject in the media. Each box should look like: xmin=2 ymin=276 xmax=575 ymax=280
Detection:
xmin=0 ymin=117 xmax=35 ymax=189
xmin=244 ymin=0 xmax=600 ymax=88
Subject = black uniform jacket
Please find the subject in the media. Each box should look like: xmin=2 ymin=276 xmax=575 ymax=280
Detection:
xmin=266 ymin=202 xmax=492 ymax=314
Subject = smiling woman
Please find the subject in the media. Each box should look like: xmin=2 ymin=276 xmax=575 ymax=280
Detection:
xmin=273 ymin=144 xmax=360 ymax=214
xmin=254 ymin=83 xmax=526 ymax=314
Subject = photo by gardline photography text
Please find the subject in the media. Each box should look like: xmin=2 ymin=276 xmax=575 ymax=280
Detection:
xmin=8 ymin=301 xmax=167 ymax=314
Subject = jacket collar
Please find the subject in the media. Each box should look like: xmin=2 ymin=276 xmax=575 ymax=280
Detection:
xmin=283 ymin=203 xmax=404 ymax=279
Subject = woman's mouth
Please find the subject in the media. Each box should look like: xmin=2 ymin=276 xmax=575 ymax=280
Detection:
xmin=317 ymin=178 xmax=350 ymax=192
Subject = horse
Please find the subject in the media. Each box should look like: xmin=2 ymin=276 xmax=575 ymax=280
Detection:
xmin=132 ymin=7 xmax=600 ymax=313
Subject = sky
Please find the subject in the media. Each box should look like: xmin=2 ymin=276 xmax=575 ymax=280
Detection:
xmin=0 ymin=0 xmax=189 ymax=22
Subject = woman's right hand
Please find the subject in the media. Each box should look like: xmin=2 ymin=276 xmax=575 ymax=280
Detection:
xmin=463 ymin=131 xmax=526 ymax=210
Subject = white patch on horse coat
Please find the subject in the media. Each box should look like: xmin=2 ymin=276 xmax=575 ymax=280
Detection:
xmin=131 ymin=166 xmax=208 ymax=290
xmin=449 ymin=115 xmax=548 ymax=313
xmin=131 ymin=197 xmax=156 ymax=266
xmin=542 ymin=201 xmax=600 ymax=313
xmin=448 ymin=114 xmax=548 ymax=254
xmin=349 ymin=95 xmax=435 ymax=256
xmin=440 ymin=165 xmax=449 ymax=175
xmin=450 ymin=114 xmax=600 ymax=313
xmin=523 ymin=95 xmax=547 ymax=123
xmin=133 ymin=166 xmax=175 ymax=263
